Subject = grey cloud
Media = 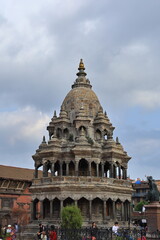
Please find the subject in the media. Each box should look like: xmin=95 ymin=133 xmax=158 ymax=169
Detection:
xmin=0 ymin=0 xmax=160 ymax=180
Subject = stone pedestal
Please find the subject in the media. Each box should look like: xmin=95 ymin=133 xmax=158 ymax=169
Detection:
xmin=145 ymin=202 xmax=160 ymax=232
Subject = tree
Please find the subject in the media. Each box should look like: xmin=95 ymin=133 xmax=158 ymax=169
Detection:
xmin=134 ymin=201 xmax=148 ymax=212
xmin=61 ymin=205 xmax=83 ymax=229
xmin=12 ymin=207 xmax=29 ymax=232
xmin=10 ymin=207 xmax=29 ymax=240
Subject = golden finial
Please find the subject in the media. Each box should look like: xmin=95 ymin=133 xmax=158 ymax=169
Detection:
xmin=78 ymin=59 xmax=85 ymax=70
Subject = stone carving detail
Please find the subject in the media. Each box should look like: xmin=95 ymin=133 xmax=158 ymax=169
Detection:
xmin=146 ymin=176 xmax=160 ymax=202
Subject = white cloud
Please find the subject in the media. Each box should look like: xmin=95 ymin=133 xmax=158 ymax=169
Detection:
xmin=0 ymin=107 xmax=50 ymax=145
xmin=83 ymin=19 xmax=99 ymax=35
xmin=131 ymin=90 xmax=160 ymax=109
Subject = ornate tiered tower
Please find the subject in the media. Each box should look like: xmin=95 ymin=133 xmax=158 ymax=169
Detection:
xmin=30 ymin=60 xmax=132 ymax=226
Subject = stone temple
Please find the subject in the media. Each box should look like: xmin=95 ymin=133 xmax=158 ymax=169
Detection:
xmin=30 ymin=60 xmax=132 ymax=227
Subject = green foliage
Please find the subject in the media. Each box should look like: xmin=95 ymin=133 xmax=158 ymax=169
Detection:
xmin=61 ymin=205 xmax=83 ymax=229
xmin=134 ymin=200 xmax=148 ymax=212
xmin=115 ymin=237 xmax=123 ymax=240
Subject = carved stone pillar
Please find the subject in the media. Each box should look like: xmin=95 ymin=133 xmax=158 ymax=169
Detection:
xmin=66 ymin=163 xmax=69 ymax=176
xmin=75 ymin=161 xmax=78 ymax=176
xmin=89 ymin=162 xmax=91 ymax=176
xmin=34 ymin=167 xmax=38 ymax=178
xmin=121 ymin=202 xmax=124 ymax=221
xmin=101 ymin=163 xmax=104 ymax=177
xmin=128 ymin=201 xmax=131 ymax=221
xmin=30 ymin=200 xmax=34 ymax=220
xmin=114 ymin=165 xmax=117 ymax=178
xmin=103 ymin=200 xmax=106 ymax=222
xmin=60 ymin=163 xmax=62 ymax=176
xmin=40 ymin=200 xmax=43 ymax=219
xmin=110 ymin=163 xmax=113 ymax=178
xmin=51 ymin=163 xmax=55 ymax=176
xmin=60 ymin=200 xmax=63 ymax=220
xmin=118 ymin=167 xmax=121 ymax=179
xmin=43 ymin=163 xmax=48 ymax=177
xmin=89 ymin=200 xmax=92 ymax=222
xmin=50 ymin=200 xmax=53 ymax=219
xmin=112 ymin=201 xmax=116 ymax=220
xmin=123 ymin=168 xmax=127 ymax=180
xmin=125 ymin=168 xmax=127 ymax=179
xmin=96 ymin=163 xmax=99 ymax=177
xmin=75 ymin=200 xmax=77 ymax=206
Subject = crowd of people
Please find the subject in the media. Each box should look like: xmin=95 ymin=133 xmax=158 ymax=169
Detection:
xmin=37 ymin=224 xmax=57 ymax=240
xmin=0 ymin=221 xmax=147 ymax=240
xmin=0 ymin=224 xmax=18 ymax=240
xmin=36 ymin=221 xmax=147 ymax=240
xmin=112 ymin=221 xmax=147 ymax=240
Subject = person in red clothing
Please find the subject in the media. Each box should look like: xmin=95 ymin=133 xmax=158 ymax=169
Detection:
xmin=49 ymin=225 xmax=57 ymax=240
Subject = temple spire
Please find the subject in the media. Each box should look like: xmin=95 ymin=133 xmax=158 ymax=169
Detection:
xmin=78 ymin=59 xmax=85 ymax=71
xmin=76 ymin=59 xmax=87 ymax=77
xmin=72 ymin=59 xmax=92 ymax=89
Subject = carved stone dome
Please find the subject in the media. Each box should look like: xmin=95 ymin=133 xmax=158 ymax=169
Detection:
xmin=62 ymin=60 xmax=102 ymax=120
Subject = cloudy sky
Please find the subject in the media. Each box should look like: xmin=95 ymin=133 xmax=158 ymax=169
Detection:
xmin=0 ymin=0 xmax=160 ymax=181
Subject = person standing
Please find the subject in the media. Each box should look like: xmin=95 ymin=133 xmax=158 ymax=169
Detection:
xmin=49 ymin=225 xmax=57 ymax=240
xmin=37 ymin=223 xmax=45 ymax=240
xmin=91 ymin=222 xmax=98 ymax=240
xmin=10 ymin=226 xmax=16 ymax=240
xmin=112 ymin=222 xmax=119 ymax=235
xmin=41 ymin=231 xmax=47 ymax=240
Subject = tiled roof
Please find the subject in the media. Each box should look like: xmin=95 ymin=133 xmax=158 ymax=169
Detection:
xmin=0 ymin=165 xmax=42 ymax=181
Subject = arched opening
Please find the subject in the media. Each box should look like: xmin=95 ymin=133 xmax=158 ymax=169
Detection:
xmin=36 ymin=164 xmax=43 ymax=178
xmin=69 ymin=161 xmax=75 ymax=176
xmin=106 ymin=198 xmax=113 ymax=219
xmin=121 ymin=167 xmax=127 ymax=179
xmin=55 ymin=161 xmax=60 ymax=176
xmin=92 ymin=198 xmax=103 ymax=221
xmin=124 ymin=200 xmax=130 ymax=221
xmin=49 ymin=128 xmax=55 ymax=140
xmin=99 ymin=163 xmax=102 ymax=177
xmin=95 ymin=129 xmax=102 ymax=141
xmin=43 ymin=161 xmax=51 ymax=177
xmin=33 ymin=198 xmax=40 ymax=220
xmin=79 ymin=126 xmax=87 ymax=137
xmin=56 ymin=128 xmax=62 ymax=139
xmin=63 ymin=128 xmax=69 ymax=139
xmin=91 ymin=162 xmax=96 ymax=177
xmin=53 ymin=198 xmax=60 ymax=219
xmin=78 ymin=159 xmax=88 ymax=176
xmin=115 ymin=199 xmax=122 ymax=221
xmin=43 ymin=198 xmax=50 ymax=219
xmin=78 ymin=197 xmax=89 ymax=220
xmin=104 ymin=162 xmax=110 ymax=178
xmin=113 ymin=164 xmax=117 ymax=178
xmin=115 ymin=162 xmax=122 ymax=179
xmin=64 ymin=197 xmax=74 ymax=207
xmin=103 ymin=129 xmax=108 ymax=140
xmin=62 ymin=162 xmax=66 ymax=176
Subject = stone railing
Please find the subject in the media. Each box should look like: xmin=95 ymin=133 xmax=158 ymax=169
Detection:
xmin=32 ymin=176 xmax=131 ymax=187
xmin=21 ymin=227 xmax=160 ymax=240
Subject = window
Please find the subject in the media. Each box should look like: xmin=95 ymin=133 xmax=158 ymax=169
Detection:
xmin=2 ymin=198 xmax=13 ymax=209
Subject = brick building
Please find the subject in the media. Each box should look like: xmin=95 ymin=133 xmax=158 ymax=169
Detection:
xmin=0 ymin=165 xmax=35 ymax=226
xmin=132 ymin=178 xmax=149 ymax=207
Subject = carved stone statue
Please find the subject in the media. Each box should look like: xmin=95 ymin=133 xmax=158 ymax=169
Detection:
xmin=146 ymin=176 xmax=160 ymax=202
